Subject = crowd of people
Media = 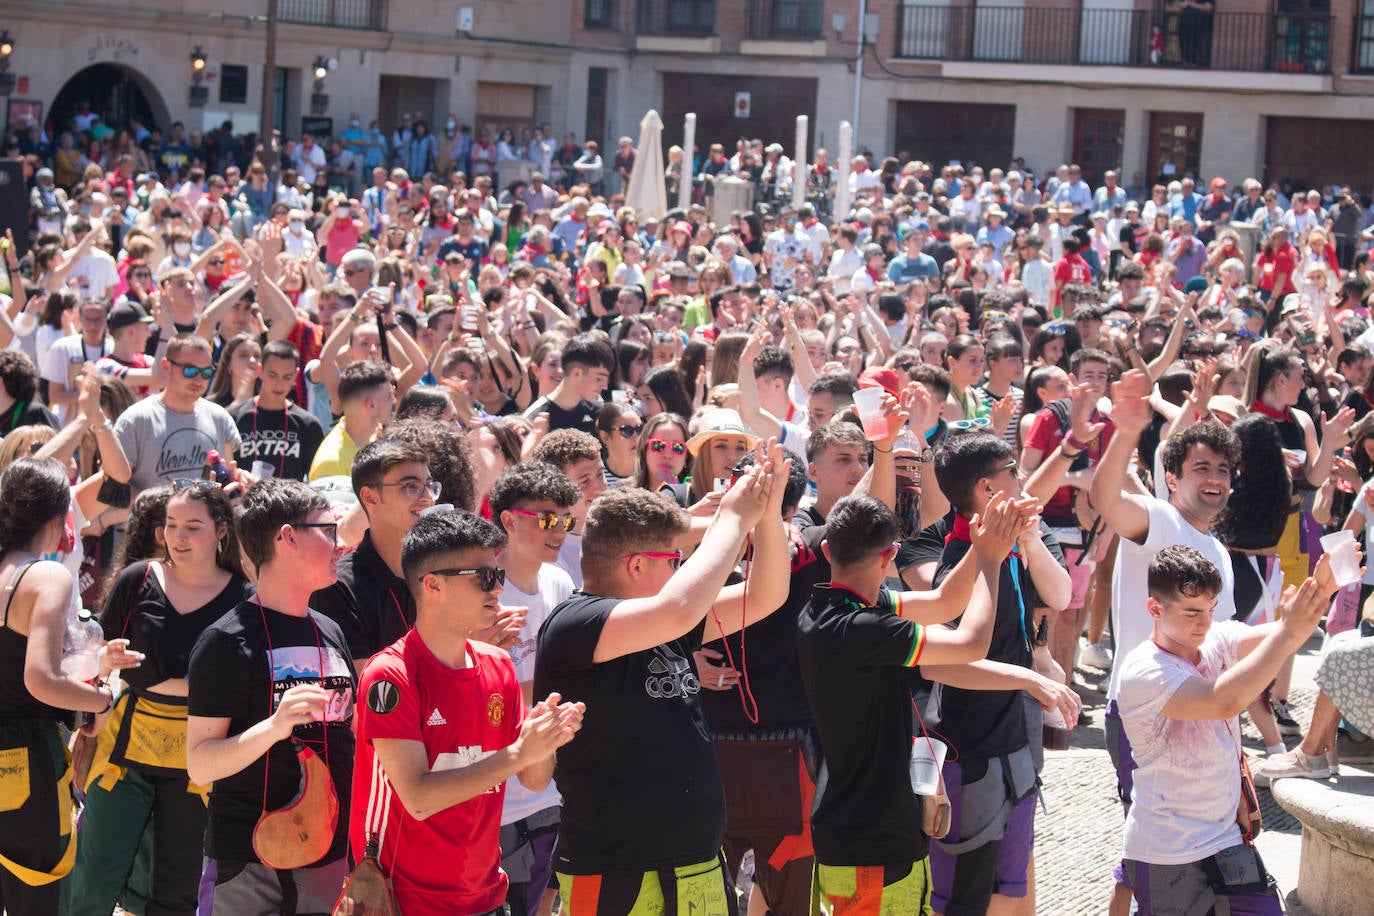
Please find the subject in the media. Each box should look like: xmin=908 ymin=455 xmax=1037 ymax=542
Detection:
xmin=1 ymin=103 xmax=1373 ymax=916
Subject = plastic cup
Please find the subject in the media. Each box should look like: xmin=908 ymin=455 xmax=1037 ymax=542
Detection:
xmin=1042 ymin=708 xmax=1074 ymax=751
xmin=908 ymin=736 xmax=947 ymax=796
xmin=852 ymin=387 xmax=889 ymax=442
xmin=1320 ymin=529 xmax=1362 ymax=588
xmin=251 ymin=460 xmax=275 ymax=479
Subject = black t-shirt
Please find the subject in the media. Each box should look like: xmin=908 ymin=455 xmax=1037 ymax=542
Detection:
xmin=797 ymin=583 xmax=928 ymax=866
xmin=533 ymin=592 xmax=724 ymax=873
xmin=926 ymin=519 xmax=1064 ymax=762
xmin=791 ymin=505 xmax=825 ymax=529
xmin=187 ymin=601 xmax=357 ymax=864
xmin=229 ymin=399 xmax=326 ymax=482
xmin=522 ymin=396 xmax=599 ymax=437
xmin=897 ymin=514 xmax=951 ymax=579
xmin=0 ymin=400 xmax=59 ymax=437
xmin=311 ymin=531 xmax=415 ymax=663
xmin=99 ymin=561 xmax=253 ymax=695
xmin=699 ymin=526 xmax=828 ymax=733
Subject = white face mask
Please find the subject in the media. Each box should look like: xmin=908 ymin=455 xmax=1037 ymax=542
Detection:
xmin=289 ymin=220 xmax=305 ymax=234
xmin=446 ymin=120 xmax=456 ymax=132
xmin=173 ymin=242 xmax=191 ymax=258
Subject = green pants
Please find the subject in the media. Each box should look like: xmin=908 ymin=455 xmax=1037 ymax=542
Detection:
xmin=64 ymin=767 xmax=206 ymax=916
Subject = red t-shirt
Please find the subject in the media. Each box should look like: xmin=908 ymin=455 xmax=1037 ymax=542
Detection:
xmin=352 ymin=630 xmax=524 ymax=916
xmin=1257 ymin=244 xmax=1297 ymax=292
xmin=1024 ymin=403 xmax=1115 ymax=524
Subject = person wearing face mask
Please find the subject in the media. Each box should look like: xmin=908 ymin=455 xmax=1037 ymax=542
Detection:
xmin=341 ymin=114 xmax=366 ymax=156
xmin=282 ymin=209 xmax=318 ymax=258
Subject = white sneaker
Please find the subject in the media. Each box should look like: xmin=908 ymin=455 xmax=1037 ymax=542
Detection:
xmin=1080 ymin=639 xmax=1113 ymax=671
xmin=1253 ymin=749 xmax=1330 ymax=787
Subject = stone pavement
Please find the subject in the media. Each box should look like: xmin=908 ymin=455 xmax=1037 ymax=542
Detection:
xmin=1036 ymin=633 xmax=1363 ymax=914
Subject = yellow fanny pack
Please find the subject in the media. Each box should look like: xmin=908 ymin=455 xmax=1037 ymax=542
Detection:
xmin=81 ymin=691 xmax=209 ymax=800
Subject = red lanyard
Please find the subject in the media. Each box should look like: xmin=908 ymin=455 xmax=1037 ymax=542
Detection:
xmin=254 ymin=597 xmax=330 ymax=809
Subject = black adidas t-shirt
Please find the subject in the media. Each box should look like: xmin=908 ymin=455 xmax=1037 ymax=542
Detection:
xmin=926 ymin=519 xmax=1064 ymax=762
xmin=522 ymin=396 xmax=599 ymax=437
xmin=533 ymin=592 xmax=724 ymax=873
xmin=798 ymin=583 xmax=928 ymax=866
xmin=229 ymin=399 xmax=325 ymax=482
xmin=188 ymin=602 xmax=357 ymax=865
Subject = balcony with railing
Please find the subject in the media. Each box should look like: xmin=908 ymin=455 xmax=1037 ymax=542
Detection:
xmin=637 ymin=0 xmax=716 ymax=35
xmin=279 ymin=0 xmax=388 ymax=31
xmin=747 ymin=0 xmax=825 ymax=39
xmin=894 ymin=6 xmax=1331 ymax=75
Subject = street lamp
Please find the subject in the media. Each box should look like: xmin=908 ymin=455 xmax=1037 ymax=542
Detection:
xmin=0 ymin=31 xmax=15 ymax=97
xmin=310 ymin=55 xmax=329 ymax=115
xmin=189 ymin=45 xmax=208 ymax=107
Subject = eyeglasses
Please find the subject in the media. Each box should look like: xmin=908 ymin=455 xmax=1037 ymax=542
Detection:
xmin=1234 ymin=329 xmax=1259 ymax=341
xmin=171 ymin=479 xmax=222 ymax=492
xmin=294 ymin=521 xmax=340 ymax=542
xmin=168 ymin=359 xmax=215 ymax=379
xmin=950 ymin=416 xmax=993 ymax=431
xmin=373 ymin=479 xmax=442 ymax=501
xmin=508 ymin=509 xmax=577 ymax=532
xmin=978 ymin=459 xmax=1019 ymax=480
xmin=427 ymin=566 xmax=506 ymax=590
xmin=615 ymin=424 xmax=642 ymax=439
xmin=648 ymin=438 xmax=687 ymax=455
xmin=621 ymin=550 xmax=684 ymax=570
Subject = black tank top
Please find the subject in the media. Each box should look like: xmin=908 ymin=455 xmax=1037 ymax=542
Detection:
xmin=0 ymin=560 xmax=71 ymax=723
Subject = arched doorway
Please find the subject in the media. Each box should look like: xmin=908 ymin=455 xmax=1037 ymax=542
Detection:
xmin=49 ymin=63 xmax=169 ymax=138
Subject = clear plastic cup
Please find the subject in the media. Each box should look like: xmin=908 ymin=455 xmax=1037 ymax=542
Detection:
xmin=1320 ymin=529 xmax=1362 ymax=588
xmin=909 ymin=736 xmax=947 ymax=795
xmin=852 ymin=387 xmax=889 ymax=442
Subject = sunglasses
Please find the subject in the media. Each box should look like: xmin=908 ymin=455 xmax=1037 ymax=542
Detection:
xmin=1234 ymin=329 xmax=1259 ymax=341
xmin=168 ymin=359 xmax=215 ymax=379
xmin=653 ymin=332 xmax=675 ymax=343
xmin=648 ymin=438 xmax=687 ymax=455
xmin=620 ymin=550 xmax=684 ymax=570
xmin=979 ymin=459 xmax=1019 ymax=480
xmin=293 ymin=520 xmax=340 ymax=542
xmin=615 ymin=424 xmax=642 ymax=439
xmin=208 ymin=259 xmax=225 ymax=266
xmin=508 ymin=508 xmax=577 ymax=532
xmin=171 ymin=479 xmax=222 ymax=492
xmin=1043 ymin=325 xmax=1069 ymax=336
xmin=950 ymin=416 xmax=993 ymax=431
xmin=427 ymin=566 xmax=506 ymax=591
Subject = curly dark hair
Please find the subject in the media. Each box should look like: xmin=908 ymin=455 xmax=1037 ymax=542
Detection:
xmin=1160 ymin=419 xmax=1241 ymax=479
xmin=1214 ymin=415 xmax=1291 ymax=551
xmin=103 ymin=486 xmax=172 ymax=599
xmin=0 ymin=351 xmax=40 ymax=404
xmin=383 ymin=419 xmax=478 ymax=512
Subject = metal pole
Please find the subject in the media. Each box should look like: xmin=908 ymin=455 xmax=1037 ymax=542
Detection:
xmin=852 ymin=0 xmax=867 ymax=146
xmin=792 ymin=115 xmax=807 ymax=210
xmin=260 ymin=0 xmax=278 ymax=169
xmin=679 ymin=112 xmax=696 ymax=213
xmin=836 ymin=120 xmax=852 ymax=221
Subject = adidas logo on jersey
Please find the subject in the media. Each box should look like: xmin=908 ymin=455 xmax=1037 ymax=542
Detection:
xmin=426 ymin=708 xmax=447 ymax=727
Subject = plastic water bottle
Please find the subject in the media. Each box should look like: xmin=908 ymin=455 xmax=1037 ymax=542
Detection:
xmin=202 ymin=450 xmax=234 ymax=487
xmin=61 ymin=608 xmax=103 ymax=681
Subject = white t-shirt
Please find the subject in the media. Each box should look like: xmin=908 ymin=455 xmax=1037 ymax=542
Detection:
xmin=65 ymin=249 xmax=119 ymax=301
xmin=499 ymin=562 xmax=574 ymax=824
xmin=555 ymin=533 xmax=584 ymax=590
xmin=1117 ymin=621 xmax=1247 ymax=865
xmin=1108 ymin=498 xmax=1235 ymax=700
xmin=1349 ymin=479 xmax=1374 ymax=586
xmin=41 ymin=334 xmax=113 ymax=423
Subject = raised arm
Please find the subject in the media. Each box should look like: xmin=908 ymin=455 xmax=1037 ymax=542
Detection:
xmin=707 ymin=447 xmax=794 ymax=640
xmin=735 ymin=328 xmax=785 ymax=441
xmin=592 ymin=447 xmax=778 ymax=663
xmin=1164 ymin=566 xmax=1332 ymax=720
xmin=1089 ymin=369 xmax=1154 ymax=544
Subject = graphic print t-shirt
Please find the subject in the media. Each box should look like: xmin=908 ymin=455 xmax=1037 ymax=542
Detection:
xmin=114 ymin=397 xmax=242 ymax=491
xmin=188 ymin=603 xmax=357 ymax=864
xmin=230 ymin=400 xmax=325 ymax=482
xmin=533 ymin=592 xmax=724 ymax=873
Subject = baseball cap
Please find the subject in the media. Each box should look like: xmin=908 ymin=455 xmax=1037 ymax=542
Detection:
xmin=107 ymin=302 xmax=156 ymax=332
xmin=858 ymin=367 xmax=902 ymax=397
xmin=1210 ymin=177 xmax=1228 ymax=190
